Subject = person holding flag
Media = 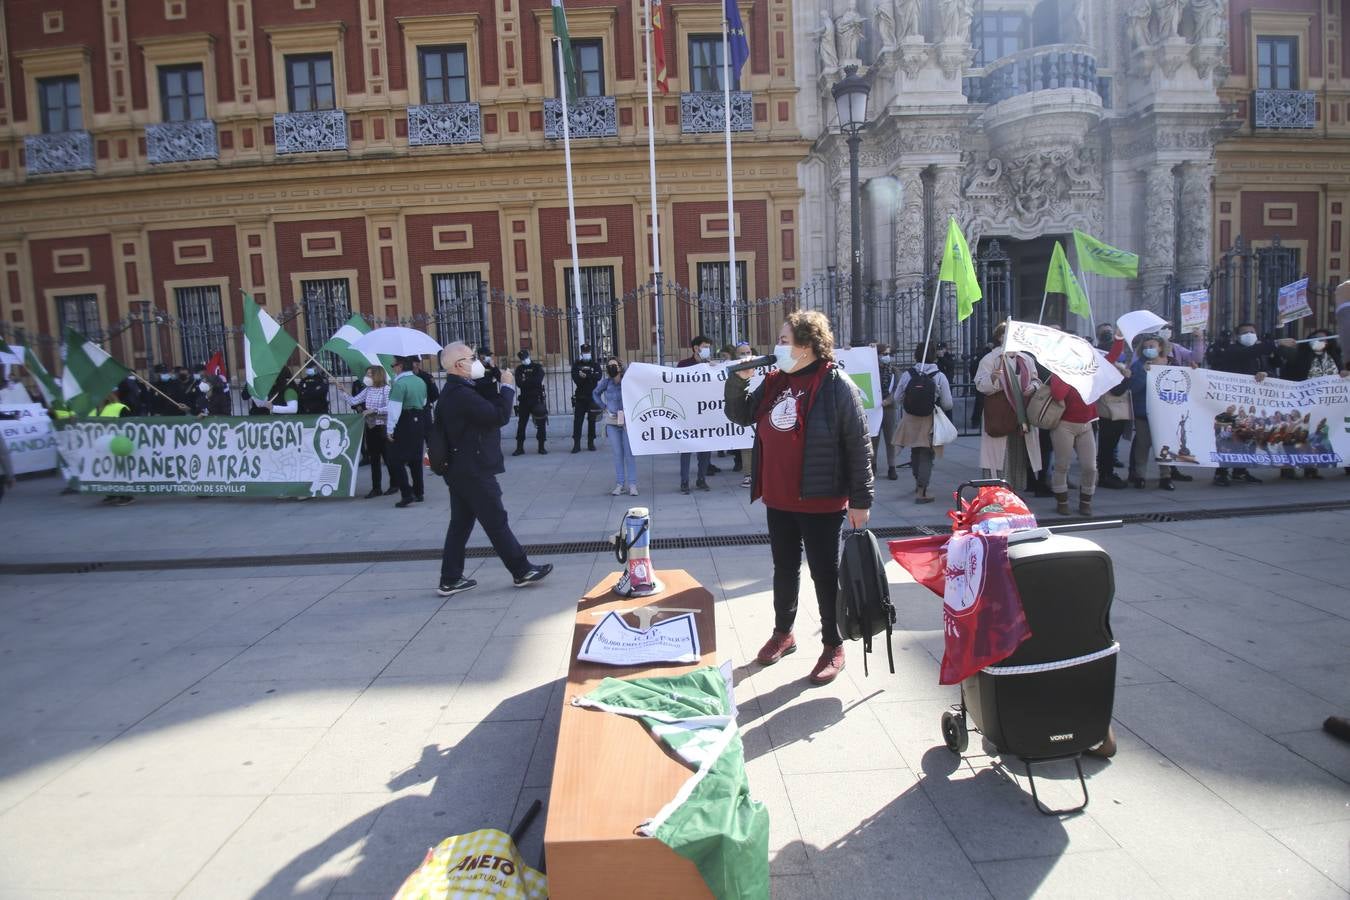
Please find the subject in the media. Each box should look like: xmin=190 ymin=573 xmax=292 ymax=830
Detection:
xmin=241 ymin=292 xmax=298 ymax=411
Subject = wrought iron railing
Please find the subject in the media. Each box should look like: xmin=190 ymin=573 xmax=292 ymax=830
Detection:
xmin=964 ymin=44 xmax=1100 ymax=105
xmin=146 ymin=119 xmax=219 ymax=164
xmin=273 ymin=108 xmax=348 ymax=155
xmin=1252 ymin=89 xmax=1316 ymax=129
xmin=24 ymin=131 xmax=94 ymax=175
xmin=679 ymin=91 xmax=753 ymax=134
xmin=407 ymin=102 xmax=482 ymax=146
xmin=543 ymin=96 xmax=618 ymax=140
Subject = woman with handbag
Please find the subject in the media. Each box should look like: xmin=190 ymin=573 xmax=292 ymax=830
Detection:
xmin=593 ymin=358 xmax=637 ymax=496
xmin=1047 ymin=374 xmax=1098 ymax=516
xmin=974 ymin=323 xmax=1042 ymax=480
xmin=896 ymin=341 xmax=954 ymax=504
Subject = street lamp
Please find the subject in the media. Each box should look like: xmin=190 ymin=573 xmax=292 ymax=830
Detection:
xmin=832 ymin=64 xmax=870 ymax=345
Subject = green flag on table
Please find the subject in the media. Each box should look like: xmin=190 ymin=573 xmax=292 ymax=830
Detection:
xmin=1 ymin=335 xmax=61 ymax=405
xmin=552 ymin=0 xmax=580 ymax=101
xmin=320 ymin=313 xmax=392 ymax=377
xmin=61 ymin=328 xmax=130 ymax=416
xmin=242 ymin=292 xmax=297 ymax=400
xmin=1046 ymin=241 xmax=1091 ymax=318
xmin=1073 ymin=229 xmax=1139 ymax=279
xmin=938 ymin=217 xmax=982 ymax=322
xmin=574 ymin=667 xmax=769 ymax=900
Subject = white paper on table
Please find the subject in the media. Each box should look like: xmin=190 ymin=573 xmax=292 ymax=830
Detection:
xmin=578 ymin=611 xmax=701 ymax=666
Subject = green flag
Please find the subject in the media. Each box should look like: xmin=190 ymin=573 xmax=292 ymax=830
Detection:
xmin=320 ymin=313 xmax=392 ymax=377
xmin=1046 ymin=241 xmax=1091 ymax=318
xmin=61 ymin=328 xmax=130 ymax=416
xmin=576 ymin=667 xmax=769 ymax=900
xmin=552 ymin=0 xmax=579 ymax=101
xmin=1073 ymin=229 xmax=1139 ymax=279
xmin=938 ymin=217 xmax=982 ymax=322
xmin=1 ymin=336 xmax=61 ymax=405
xmin=242 ymin=292 xmax=297 ymax=399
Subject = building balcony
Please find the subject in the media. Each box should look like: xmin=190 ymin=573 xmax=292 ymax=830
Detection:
xmin=680 ymin=91 xmax=753 ymax=134
xmin=543 ymin=95 xmax=618 ymax=140
xmin=965 ymin=44 xmax=1101 ymax=106
xmin=146 ymin=119 xmax=219 ymax=164
xmin=274 ymin=108 xmax=348 ymax=155
xmin=24 ymin=131 xmax=94 ymax=175
xmin=1252 ymin=89 xmax=1316 ymax=129
xmin=407 ymin=102 xmax=482 ymax=147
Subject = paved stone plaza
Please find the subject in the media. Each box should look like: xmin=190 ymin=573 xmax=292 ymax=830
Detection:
xmin=1 ymin=445 xmax=1348 ymax=898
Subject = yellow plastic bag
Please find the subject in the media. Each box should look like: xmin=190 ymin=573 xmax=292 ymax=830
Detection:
xmin=393 ymin=827 xmax=547 ymax=900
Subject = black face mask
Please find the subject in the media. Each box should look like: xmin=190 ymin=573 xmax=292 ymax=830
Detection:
xmin=607 ymin=364 xmax=620 ymax=377
xmin=1097 ymin=333 xmax=1114 ymax=348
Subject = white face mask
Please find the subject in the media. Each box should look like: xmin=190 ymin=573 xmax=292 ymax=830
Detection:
xmin=580 ymin=353 xmax=591 ymax=361
xmin=698 ymin=346 xmax=711 ymax=360
xmin=193 ymin=373 xmax=202 ymax=381
xmin=362 ymin=375 xmax=374 ymax=387
xmin=469 ymin=359 xmax=486 ymax=380
xmin=879 ymin=355 xmax=892 ymax=364
xmin=198 ymin=381 xmax=210 ymax=394
xmin=1312 ymin=340 xmax=1327 ymax=353
xmin=1238 ymin=332 xmax=1258 ymax=347
xmin=484 ymin=357 xmax=493 ymax=366
xmin=774 ymin=343 xmax=799 ymax=373
xmin=521 ymin=357 xmax=531 ymax=366
xmin=305 ymin=368 xmax=317 ymax=376
xmin=1158 ymin=327 xmax=1172 ymax=340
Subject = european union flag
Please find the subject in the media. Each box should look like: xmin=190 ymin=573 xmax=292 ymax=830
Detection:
xmin=724 ymin=0 xmax=749 ymax=80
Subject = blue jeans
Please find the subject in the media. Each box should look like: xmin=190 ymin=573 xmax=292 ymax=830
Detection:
xmin=608 ymin=424 xmax=637 ymax=485
xmin=679 ymin=451 xmax=711 ymax=485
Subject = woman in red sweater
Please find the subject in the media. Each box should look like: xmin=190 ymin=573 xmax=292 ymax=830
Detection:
xmin=1048 ymin=374 xmax=1098 ymax=516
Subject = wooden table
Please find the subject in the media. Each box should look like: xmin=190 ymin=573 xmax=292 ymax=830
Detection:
xmin=543 ymin=569 xmax=717 ymax=900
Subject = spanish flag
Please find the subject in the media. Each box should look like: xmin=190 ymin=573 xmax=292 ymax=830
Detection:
xmin=651 ymin=0 xmax=669 ymax=93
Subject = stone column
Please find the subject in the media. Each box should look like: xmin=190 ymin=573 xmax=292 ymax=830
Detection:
xmin=927 ymin=164 xmax=963 ymax=271
xmin=1176 ymin=160 xmax=1214 ymax=288
xmin=891 ymin=167 xmax=926 ymax=286
xmin=1139 ymin=164 xmax=1179 ymax=313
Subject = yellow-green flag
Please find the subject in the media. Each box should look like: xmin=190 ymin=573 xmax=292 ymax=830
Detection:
xmin=1046 ymin=241 xmax=1091 ymax=318
xmin=938 ymin=217 xmax=982 ymax=322
xmin=1072 ymin=229 xmax=1139 ymax=279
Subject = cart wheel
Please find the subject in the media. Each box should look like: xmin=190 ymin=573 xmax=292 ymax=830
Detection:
xmin=941 ymin=711 xmax=969 ymax=754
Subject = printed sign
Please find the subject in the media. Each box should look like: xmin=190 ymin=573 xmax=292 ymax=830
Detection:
xmin=1277 ymin=278 xmax=1313 ymax=326
xmin=1002 ymin=320 xmax=1124 ymax=404
xmin=1145 ymin=366 xmax=1350 ymax=468
xmin=0 ymin=403 xmax=58 ymax=474
xmin=54 ymin=414 xmax=366 ymax=497
xmin=577 ymin=611 xmax=702 ymax=666
xmin=1180 ymin=289 xmax=1210 ymax=334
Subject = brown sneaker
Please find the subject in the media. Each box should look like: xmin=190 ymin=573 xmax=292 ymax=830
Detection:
xmin=755 ymin=631 xmax=797 ymax=665
xmin=808 ymin=645 xmax=846 ymax=685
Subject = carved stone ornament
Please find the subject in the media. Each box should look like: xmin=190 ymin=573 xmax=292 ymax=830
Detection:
xmin=898 ymin=39 xmax=929 ymax=78
xmin=961 ymin=146 xmax=1104 ymax=240
xmin=819 ymin=12 xmax=840 ymax=74
xmin=874 ymin=0 xmax=898 ymax=52
xmin=835 ymin=0 xmax=866 ymax=63
xmin=936 ymin=43 xmax=972 ymax=79
xmin=1142 ymin=166 xmax=1178 ymax=271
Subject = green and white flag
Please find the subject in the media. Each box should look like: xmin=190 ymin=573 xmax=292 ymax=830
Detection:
xmin=552 ymin=0 xmax=579 ymax=100
xmin=61 ymin=328 xmax=130 ymax=416
xmin=242 ymin=292 xmax=297 ymax=400
xmin=0 ymin=336 xmax=60 ymax=405
xmin=575 ymin=667 xmax=769 ymax=900
xmin=1073 ymin=229 xmax=1139 ymax=280
xmin=320 ymin=313 xmax=392 ymax=377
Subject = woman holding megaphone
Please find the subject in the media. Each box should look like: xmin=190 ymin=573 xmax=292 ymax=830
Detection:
xmin=724 ymin=310 xmax=873 ymax=685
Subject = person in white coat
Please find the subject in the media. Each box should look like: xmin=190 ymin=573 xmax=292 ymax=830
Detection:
xmin=974 ymin=323 xmax=1042 ymax=479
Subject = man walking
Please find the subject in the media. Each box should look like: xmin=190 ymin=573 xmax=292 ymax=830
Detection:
xmin=513 ymin=349 xmax=548 ymax=455
xmin=435 ymin=342 xmax=552 ymax=596
xmin=387 ymin=355 xmax=429 ymax=507
xmin=678 ymin=334 xmax=715 ymax=493
xmin=570 ymin=343 xmax=601 ymax=453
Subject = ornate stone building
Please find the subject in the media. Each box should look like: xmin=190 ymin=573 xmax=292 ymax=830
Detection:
xmin=798 ymin=0 xmax=1237 ymax=348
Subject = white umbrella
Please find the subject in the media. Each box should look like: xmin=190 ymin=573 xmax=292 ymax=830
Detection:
xmin=351 ymin=327 xmax=442 ymax=358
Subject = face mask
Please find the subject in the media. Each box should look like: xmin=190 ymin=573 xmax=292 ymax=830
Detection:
xmin=1312 ymin=340 xmax=1327 ymax=353
xmin=1142 ymin=347 xmax=1159 ymax=360
xmin=362 ymin=375 xmax=374 ymax=387
xmin=521 ymin=357 xmax=531 ymax=366
xmin=160 ymin=374 xmax=172 ymax=382
xmin=193 ymin=373 xmax=202 ymax=381
xmin=1158 ymin=327 xmax=1172 ymax=340
xmin=607 ymin=363 xmax=620 ymax=377
xmin=469 ymin=360 xmax=486 ymax=380
xmin=198 ymin=381 xmax=210 ymax=394
xmin=483 ymin=357 xmax=493 ymax=366
xmin=879 ymin=355 xmax=892 ymax=365
xmin=1097 ymin=332 xmax=1114 ymax=347
xmin=1238 ymin=332 xmax=1257 ymax=347
xmin=581 ymin=353 xmax=591 ymax=361
xmin=305 ymin=367 xmax=317 ymax=376
xmin=698 ymin=346 xmax=711 ymax=360
xmin=774 ymin=343 xmax=799 ymax=373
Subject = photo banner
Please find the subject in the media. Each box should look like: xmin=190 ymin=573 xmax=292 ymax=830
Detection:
xmin=54 ymin=414 xmax=366 ymax=497
xmin=1145 ymin=366 xmax=1349 ymax=468
xmin=0 ymin=403 xmax=58 ymax=474
xmin=1180 ymin=289 xmax=1210 ymax=334
xmin=620 ymin=348 xmax=882 ymax=457
xmin=1277 ymin=278 xmax=1313 ymax=326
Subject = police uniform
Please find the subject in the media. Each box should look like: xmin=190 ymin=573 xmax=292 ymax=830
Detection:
xmin=570 ymin=352 xmax=601 ymax=452
xmin=513 ymin=351 xmax=547 ymax=454
xmin=297 ymin=372 xmax=330 ymax=414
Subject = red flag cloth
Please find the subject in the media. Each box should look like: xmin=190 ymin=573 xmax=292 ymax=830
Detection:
xmin=888 ymin=534 xmax=949 ymax=598
xmin=949 ymin=484 xmax=1038 ymax=535
xmin=651 ymin=0 xmax=669 ymax=93
xmin=204 ymin=351 xmax=227 ymax=379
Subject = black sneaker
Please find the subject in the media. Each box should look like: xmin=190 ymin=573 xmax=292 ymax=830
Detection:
xmin=706 ymin=464 xmax=721 ymax=475
xmin=696 ymin=479 xmax=711 ymax=491
xmin=1236 ymin=472 xmax=1262 ymax=484
xmin=414 ymin=495 xmax=424 ymax=502
xmin=514 ymin=563 xmax=553 ymax=587
xmin=680 ymin=483 xmax=690 ymax=495
xmin=437 ymin=577 xmax=477 ymax=597
xmin=395 ymin=498 xmax=415 ymax=508
xmin=512 ymin=447 xmax=525 ymax=457
xmin=1213 ymin=474 xmax=1231 ymax=487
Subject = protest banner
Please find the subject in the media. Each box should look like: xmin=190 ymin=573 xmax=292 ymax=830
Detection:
xmin=1117 ymin=309 xmax=1168 ymax=349
xmin=1002 ymin=320 xmax=1124 ymax=404
xmin=1180 ymin=289 xmax=1210 ymax=334
xmin=1145 ymin=365 xmax=1350 ymax=468
xmin=1277 ymin=278 xmax=1313 ymax=326
xmin=54 ymin=414 xmax=366 ymax=497
xmin=0 ymin=403 xmax=58 ymax=474
xmin=620 ymin=348 xmax=882 ymax=457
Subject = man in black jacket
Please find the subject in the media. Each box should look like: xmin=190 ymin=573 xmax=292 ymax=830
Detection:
xmin=512 ymin=349 xmax=547 ymax=455
xmin=570 ymin=343 xmax=601 ymax=453
xmin=435 ymin=342 xmax=551 ymax=596
xmin=1209 ymin=321 xmax=1270 ymax=486
xmin=412 ymin=357 xmax=440 ymax=406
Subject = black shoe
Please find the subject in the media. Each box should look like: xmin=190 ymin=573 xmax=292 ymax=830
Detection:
xmin=384 ymin=485 xmax=399 ymax=495
xmin=696 ymin=479 xmax=710 ymax=491
xmin=514 ymin=563 xmax=553 ymax=587
xmin=1098 ymin=473 xmax=1127 ymax=490
xmin=1171 ymin=469 xmax=1194 ymax=482
xmin=395 ymin=498 xmax=415 ymax=508
xmin=1213 ymin=474 xmax=1231 ymax=487
xmin=414 ymin=495 xmax=424 ymax=502
xmin=512 ymin=447 xmax=525 ymax=457
xmin=437 ymin=577 xmax=477 ymax=597
xmin=1236 ymin=472 xmax=1262 ymax=484
xmin=365 ymin=488 xmax=382 ymax=499
xmin=706 ymin=464 xmax=721 ymax=474
xmin=571 ymin=444 xmax=581 ymax=454
xmin=887 ymin=467 xmax=898 ymax=481
xmin=680 ymin=483 xmax=690 ymax=495
xmin=732 ymin=462 xmax=743 ymax=472
xmin=1158 ymin=479 xmax=1175 ymax=491
xmin=538 ymin=445 xmax=548 ymax=455
xmin=1129 ymin=476 xmax=1145 ymax=489
xmin=588 ymin=442 xmax=596 ymax=451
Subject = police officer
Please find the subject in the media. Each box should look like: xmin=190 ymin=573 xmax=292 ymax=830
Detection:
xmin=570 ymin=343 xmax=601 ymax=453
xmin=297 ymin=364 xmax=330 ymax=414
xmin=477 ymin=348 xmax=502 ymax=393
xmin=412 ymin=356 xmax=440 ymax=406
xmin=148 ymin=364 xmax=188 ymax=415
xmin=512 ymin=348 xmax=547 ymax=456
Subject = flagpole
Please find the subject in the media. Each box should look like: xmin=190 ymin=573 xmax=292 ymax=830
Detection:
xmin=129 ymin=371 xmax=189 ymax=412
xmin=293 ymin=346 xmax=355 ymax=400
xmin=721 ymin=12 xmax=738 ymax=345
xmin=556 ymin=38 xmax=586 ymax=350
xmin=643 ymin=0 xmax=664 ymax=365
xmin=1037 ymin=289 xmax=1049 ymax=325
xmin=1079 ymin=267 xmax=1096 ymax=333
xmin=920 ymin=278 xmax=942 ymax=365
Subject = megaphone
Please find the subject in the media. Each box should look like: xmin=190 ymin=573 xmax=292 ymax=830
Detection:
xmin=612 ymin=506 xmax=663 ymax=598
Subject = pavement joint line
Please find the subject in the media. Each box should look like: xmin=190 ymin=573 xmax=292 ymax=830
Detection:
xmin=3 ymin=498 xmax=1349 ymax=576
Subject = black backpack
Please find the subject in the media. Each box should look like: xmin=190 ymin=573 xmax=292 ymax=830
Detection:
xmin=836 ymin=529 xmax=895 ymax=676
xmin=426 ymin=408 xmax=451 ymax=476
xmin=902 ymin=367 xmax=937 ymax=416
